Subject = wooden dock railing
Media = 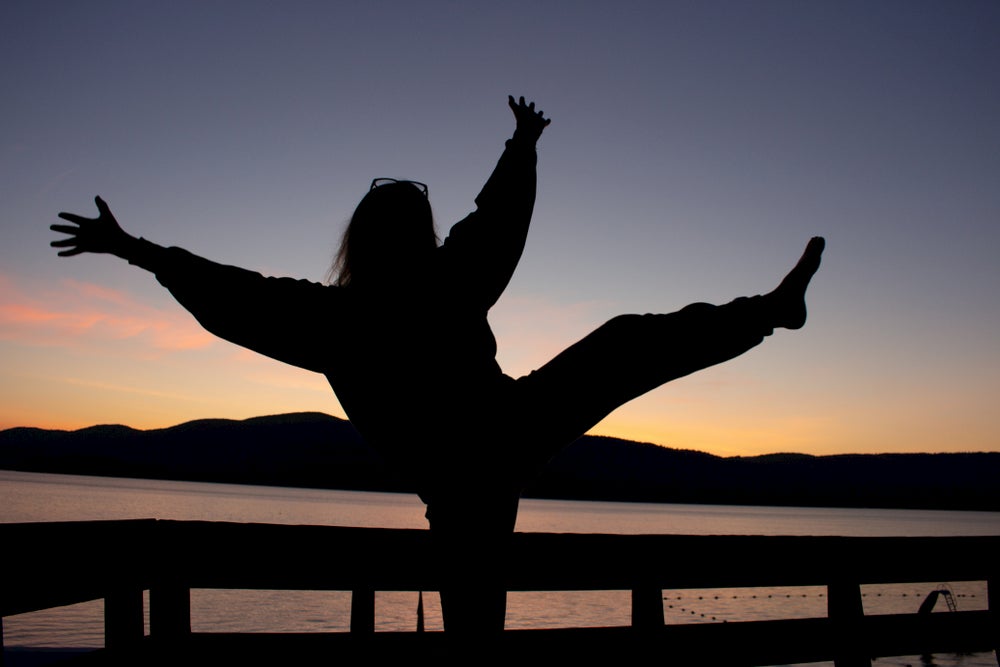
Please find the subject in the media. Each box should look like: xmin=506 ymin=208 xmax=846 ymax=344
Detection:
xmin=1 ymin=519 xmax=997 ymax=666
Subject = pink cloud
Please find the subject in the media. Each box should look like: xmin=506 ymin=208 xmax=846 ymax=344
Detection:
xmin=0 ymin=273 xmax=215 ymax=352
xmin=63 ymin=279 xmax=136 ymax=308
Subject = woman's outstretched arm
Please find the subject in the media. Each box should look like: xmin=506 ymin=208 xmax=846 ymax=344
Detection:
xmin=51 ymin=197 xmax=335 ymax=373
xmin=440 ymin=96 xmax=551 ymax=309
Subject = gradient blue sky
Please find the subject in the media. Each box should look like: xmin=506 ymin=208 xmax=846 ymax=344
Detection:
xmin=2 ymin=1 xmax=998 ymax=456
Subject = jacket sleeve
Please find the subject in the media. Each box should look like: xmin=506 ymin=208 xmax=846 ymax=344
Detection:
xmin=439 ymin=136 xmax=538 ymax=309
xmin=127 ymin=240 xmax=334 ymax=373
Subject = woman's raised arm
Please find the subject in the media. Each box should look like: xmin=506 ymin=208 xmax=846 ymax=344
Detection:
xmin=439 ymin=96 xmax=551 ymax=309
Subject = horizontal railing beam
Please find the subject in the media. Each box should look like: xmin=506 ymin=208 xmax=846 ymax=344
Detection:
xmin=4 ymin=521 xmax=996 ymax=599
xmin=1 ymin=519 xmax=997 ymax=667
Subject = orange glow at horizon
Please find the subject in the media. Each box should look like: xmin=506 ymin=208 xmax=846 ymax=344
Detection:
xmin=2 ymin=272 xmax=998 ymax=458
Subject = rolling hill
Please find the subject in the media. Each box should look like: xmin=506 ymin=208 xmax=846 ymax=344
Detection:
xmin=2 ymin=412 xmax=997 ymax=511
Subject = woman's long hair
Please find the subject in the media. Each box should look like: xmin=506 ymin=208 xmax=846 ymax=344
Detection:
xmin=329 ymin=181 xmax=438 ymax=288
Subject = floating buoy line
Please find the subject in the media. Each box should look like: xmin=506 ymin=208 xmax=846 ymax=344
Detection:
xmin=661 ymin=587 xmax=975 ymax=623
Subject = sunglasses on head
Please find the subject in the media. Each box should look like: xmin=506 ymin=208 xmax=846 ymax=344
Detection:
xmin=370 ymin=178 xmax=429 ymax=198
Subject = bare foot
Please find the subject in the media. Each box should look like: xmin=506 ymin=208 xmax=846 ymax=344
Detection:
xmin=767 ymin=236 xmax=824 ymax=330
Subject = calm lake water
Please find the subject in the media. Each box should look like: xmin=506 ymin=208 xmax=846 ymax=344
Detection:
xmin=2 ymin=469 xmax=998 ymax=667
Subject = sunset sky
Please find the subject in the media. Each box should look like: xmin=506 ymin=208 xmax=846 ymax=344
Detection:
xmin=2 ymin=1 xmax=998 ymax=457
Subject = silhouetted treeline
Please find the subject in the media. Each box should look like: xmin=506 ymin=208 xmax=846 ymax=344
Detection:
xmin=1 ymin=412 xmax=997 ymax=511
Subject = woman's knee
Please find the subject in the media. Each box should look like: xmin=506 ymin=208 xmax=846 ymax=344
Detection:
xmin=601 ymin=304 xmax=715 ymax=335
xmin=600 ymin=312 xmax=661 ymax=335
xmin=601 ymin=313 xmax=641 ymax=332
xmin=677 ymin=301 xmax=717 ymax=316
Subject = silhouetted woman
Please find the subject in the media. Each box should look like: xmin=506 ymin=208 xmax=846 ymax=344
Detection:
xmin=52 ymin=96 xmax=824 ymax=636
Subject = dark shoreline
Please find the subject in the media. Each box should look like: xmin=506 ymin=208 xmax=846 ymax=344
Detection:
xmin=2 ymin=412 xmax=998 ymax=512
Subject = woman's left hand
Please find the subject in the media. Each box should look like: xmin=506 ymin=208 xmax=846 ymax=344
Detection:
xmin=508 ymin=95 xmax=551 ymax=143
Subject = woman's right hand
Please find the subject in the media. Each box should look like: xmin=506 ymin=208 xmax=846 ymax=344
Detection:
xmin=51 ymin=196 xmax=135 ymax=258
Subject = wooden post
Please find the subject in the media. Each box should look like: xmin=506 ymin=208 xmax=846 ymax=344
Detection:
xmin=417 ymin=591 xmax=425 ymax=633
xmin=632 ymin=584 xmax=664 ymax=630
xmin=150 ymin=580 xmax=191 ymax=639
xmin=105 ymin=587 xmax=144 ymax=648
xmin=988 ymin=575 xmax=998 ymax=667
xmin=350 ymin=586 xmax=375 ymax=635
xmin=829 ymin=580 xmax=870 ymax=667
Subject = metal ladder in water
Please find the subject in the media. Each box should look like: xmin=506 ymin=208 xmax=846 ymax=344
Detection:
xmin=936 ymin=584 xmax=958 ymax=612
xmin=918 ymin=584 xmax=959 ymax=614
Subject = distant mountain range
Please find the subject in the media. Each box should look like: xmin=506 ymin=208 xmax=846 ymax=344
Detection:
xmin=2 ymin=412 xmax=998 ymax=511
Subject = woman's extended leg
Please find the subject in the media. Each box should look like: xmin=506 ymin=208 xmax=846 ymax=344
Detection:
xmin=513 ymin=237 xmax=825 ymax=462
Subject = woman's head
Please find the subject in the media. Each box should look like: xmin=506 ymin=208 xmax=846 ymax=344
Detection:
xmin=331 ymin=179 xmax=438 ymax=287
